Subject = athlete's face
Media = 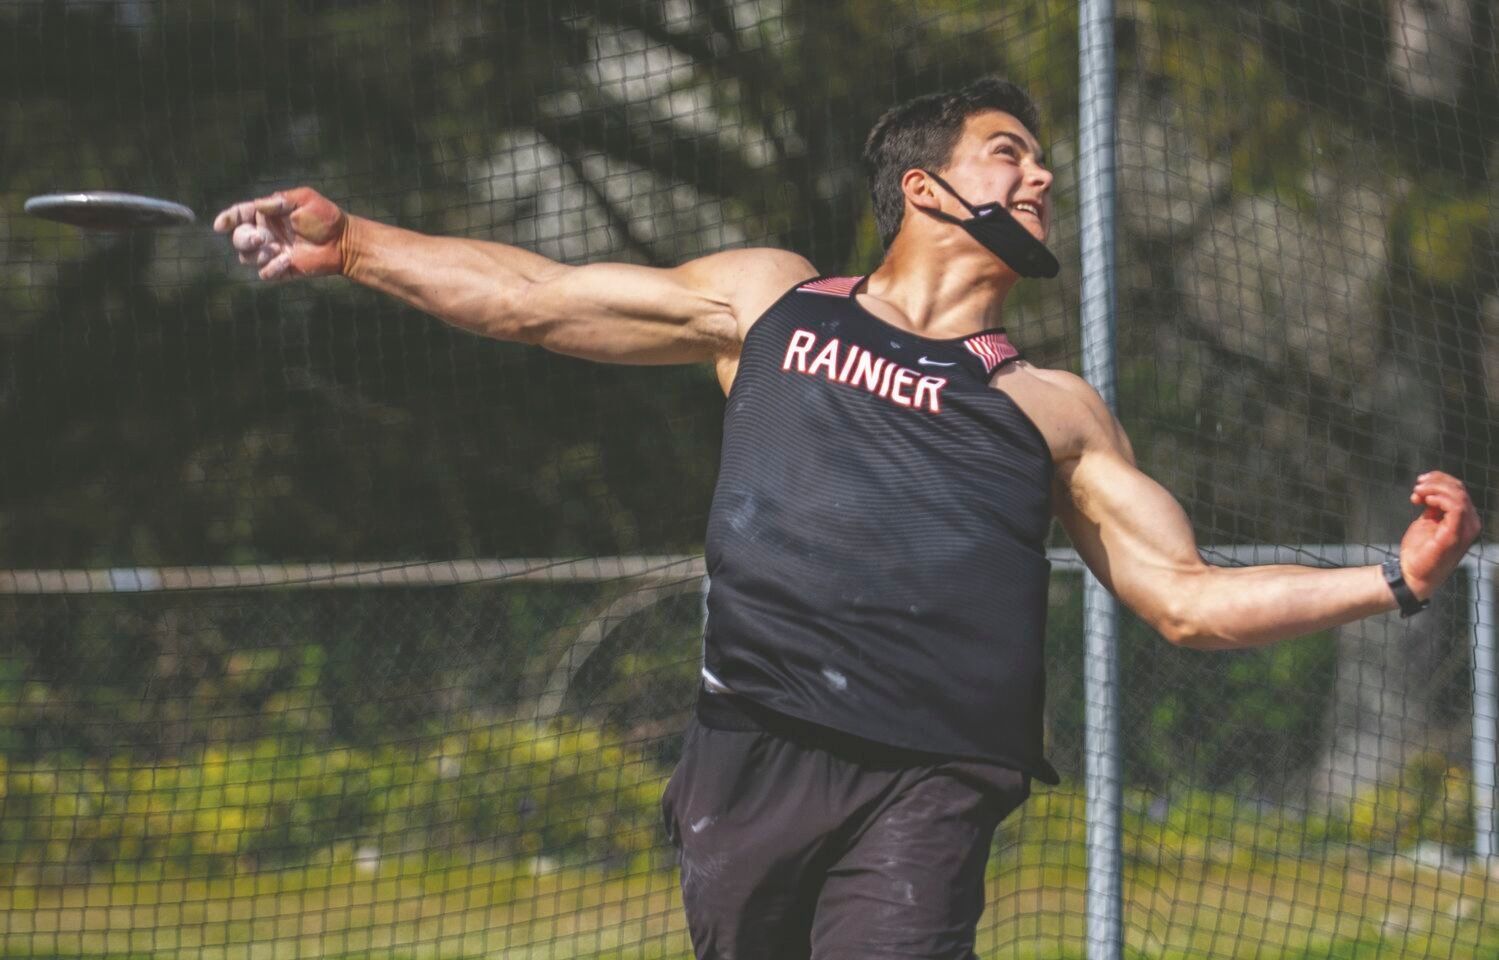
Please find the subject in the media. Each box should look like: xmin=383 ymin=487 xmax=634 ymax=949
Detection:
xmin=937 ymin=110 xmax=1053 ymax=243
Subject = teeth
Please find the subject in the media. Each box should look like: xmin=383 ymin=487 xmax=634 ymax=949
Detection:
xmin=1013 ymin=202 xmax=1041 ymax=218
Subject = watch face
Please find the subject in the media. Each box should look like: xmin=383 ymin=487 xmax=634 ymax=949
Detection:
xmin=1382 ymin=558 xmax=1427 ymax=616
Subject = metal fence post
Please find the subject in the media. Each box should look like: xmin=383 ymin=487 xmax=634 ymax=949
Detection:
xmin=1471 ymin=555 xmax=1497 ymax=862
xmin=1078 ymin=0 xmax=1123 ymax=956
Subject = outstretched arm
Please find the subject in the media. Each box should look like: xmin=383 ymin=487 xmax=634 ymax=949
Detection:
xmin=213 ymin=188 xmax=815 ymax=365
xmin=1053 ymin=382 xmax=1481 ymax=650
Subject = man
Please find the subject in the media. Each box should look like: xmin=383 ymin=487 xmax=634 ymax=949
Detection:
xmin=216 ymin=77 xmax=1479 ymax=960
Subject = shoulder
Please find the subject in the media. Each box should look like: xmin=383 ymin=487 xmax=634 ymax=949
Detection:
xmin=995 ymin=363 xmax=1104 ymax=412
xmin=675 ymin=248 xmax=817 ymax=337
xmin=678 ymin=246 xmax=815 ymax=280
xmin=1023 ymin=367 xmax=1109 ymax=415
xmin=1013 ymin=364 xmax=1080 ymax=390
xmin=993 ymin=363 xmax=1132 ymax=463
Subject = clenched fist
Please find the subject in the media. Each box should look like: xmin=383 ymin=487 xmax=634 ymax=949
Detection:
xmin=213 ymin=187 xmax=348 ymax=280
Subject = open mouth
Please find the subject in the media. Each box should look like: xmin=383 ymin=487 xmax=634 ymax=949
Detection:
xmin=1010 ymin=201 xmax=1043 ymax=221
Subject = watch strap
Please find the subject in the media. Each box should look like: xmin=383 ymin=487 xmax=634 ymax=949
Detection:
xmin=1382 ymin=557 xmax=1430 ymax=618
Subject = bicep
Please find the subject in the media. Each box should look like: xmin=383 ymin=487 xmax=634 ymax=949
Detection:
xmin=1056 ymin=432 xmax=1207 ymax=632
xmin=516 ymin=250 xmax=814 ymax=365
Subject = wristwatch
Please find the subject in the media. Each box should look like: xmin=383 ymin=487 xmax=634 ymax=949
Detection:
xmin=1381 ymin=557 xmax=1430 ymax=618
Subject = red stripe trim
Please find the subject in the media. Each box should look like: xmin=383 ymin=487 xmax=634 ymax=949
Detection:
xmin=797 ymin=276 xmax=862 ymax=297
xmin=963 ymin=333 xmax=1019 ymax=374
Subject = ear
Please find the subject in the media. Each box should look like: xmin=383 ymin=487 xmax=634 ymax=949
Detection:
xmin=900 ymin=168 xmax=942 ymax=213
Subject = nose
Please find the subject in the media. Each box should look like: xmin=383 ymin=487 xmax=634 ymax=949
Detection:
xmin=1028 ymin=160 xmax=1053 ymax=193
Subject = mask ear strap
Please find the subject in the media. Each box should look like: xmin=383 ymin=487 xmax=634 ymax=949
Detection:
xmin=919 ymin=169 xmax=982 ymax=218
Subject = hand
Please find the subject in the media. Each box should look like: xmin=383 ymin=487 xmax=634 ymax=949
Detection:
xmin=212 ymin=187 xmax=347 ymax=281
xmin=1399 ymin=471 xmax=1482 ymax=599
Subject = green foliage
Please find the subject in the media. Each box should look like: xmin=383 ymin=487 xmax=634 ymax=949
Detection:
xmin=0 ymin=718 xmax=669 ymax=878
xmin=1125 ymin=623 xmax=1339 ymax=790
xmin=2 ymin=581 xmax=706 ymax=757
xmin=1405 ymin=189 xmax=1490 ymax=286
xmin=1347 ymin=752 xmax=1475 ymax=850
xmin=1042 ymin=580 xmax=1338 ymax=789
xmin=1003 ymin=781 xmax=1345 ymax=872
xmin=1007 ymin=765 xmax=1480 ymax=880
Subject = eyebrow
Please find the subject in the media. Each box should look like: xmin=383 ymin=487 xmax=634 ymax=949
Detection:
xmin=985 ymin=130 xmax=1046 ymax=165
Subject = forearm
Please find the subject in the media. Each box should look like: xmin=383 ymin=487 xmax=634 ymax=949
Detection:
xmin=340 ymin=216 xmax=561 ymax=340
xmin=1058 ymin=397 xmax=1477 ymax=653
xmin=1172 ymin=562 xmax=1396 ymax=650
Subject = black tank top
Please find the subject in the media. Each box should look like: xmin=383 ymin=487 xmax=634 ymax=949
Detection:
xmin=703 ymin=275 xmax=1060 ymax=784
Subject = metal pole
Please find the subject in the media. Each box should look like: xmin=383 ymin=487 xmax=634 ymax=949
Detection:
xmin=1471 ymin=555 xmax=1498 ymax=862
xmin=1078 ymin=0 xmax=1122 ymax=956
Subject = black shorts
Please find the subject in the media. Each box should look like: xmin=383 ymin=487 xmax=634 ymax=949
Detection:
xmin=661 ymin=690 xmax=1030 ymax=960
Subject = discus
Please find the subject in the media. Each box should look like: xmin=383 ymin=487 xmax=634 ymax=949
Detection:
xmin=24 ymin=192 xmax=196 ymax=230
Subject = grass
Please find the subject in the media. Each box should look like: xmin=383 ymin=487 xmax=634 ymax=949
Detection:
xmin=2 ymin=848 xmax=1496 ymax=960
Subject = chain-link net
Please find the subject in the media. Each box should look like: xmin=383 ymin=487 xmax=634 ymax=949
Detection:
xmin=1113 ymin=0 xmax=1497 ymax=957
xmin=2 ymin=0 xmax=1496 ymax=957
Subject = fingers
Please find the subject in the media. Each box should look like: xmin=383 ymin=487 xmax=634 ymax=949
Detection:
xmin=213 ymin=193 xmax=291 ymax=233
xmin=1414 ymin=488 xmax=1464 ymax=514
xmin=1413 ymin=491 xmax=1465 ymax=537
xmin=216 ymin=187 xmax=343 ymax=280
xmin=220 ymin=195 xmax=297 ymax=275
xmin=256 ymin=194 xmax=294 ymax=217
xmin=1412 ymin=472 xmax=1470 ymax=510
xmin=236 ymin=216 xmax=295 ymax=279
xmin=259 ymin=250 xmax=295 ymax=281
xmin=214 ymin=199 xmax=258 ymax=233
xmin=258 ymin=208 xmax=296 ymax=251
xmin=1415 ymin=470 xmax=1464 ymax=494
xmin=1399 ymin=472 xmax=1481 ymax=597
xmin=1409 ymin=470 xmax=1482 ymax=546
xmin=230 ymin=222 xmax=260 ymax=254
xmin=230 ymin=222 xmax=283 ymax=267
xmin=276 ymin=186 xmax=320 ymax=209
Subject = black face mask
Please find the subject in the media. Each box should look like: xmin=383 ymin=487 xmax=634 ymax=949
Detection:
xmin=920 ymin=169 xmax=1059 ymax=279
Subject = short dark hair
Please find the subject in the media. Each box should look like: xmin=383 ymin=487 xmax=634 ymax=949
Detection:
xmin=862 ymin=77 xmax=1042 ymax=249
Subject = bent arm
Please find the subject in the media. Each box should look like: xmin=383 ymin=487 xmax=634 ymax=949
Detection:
xmin=1058 ymin=443 xmax=1394 ymax=649
xmin=1054 ymin=387 xmax=1480 ymax=650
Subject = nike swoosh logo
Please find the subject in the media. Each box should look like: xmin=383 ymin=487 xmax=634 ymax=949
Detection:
xmin=918 ymin=357 xmax=957 ymax=367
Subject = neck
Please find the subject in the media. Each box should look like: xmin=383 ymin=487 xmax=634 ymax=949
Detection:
xmin=861 ymin=230 xmax=1018 ymax=338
